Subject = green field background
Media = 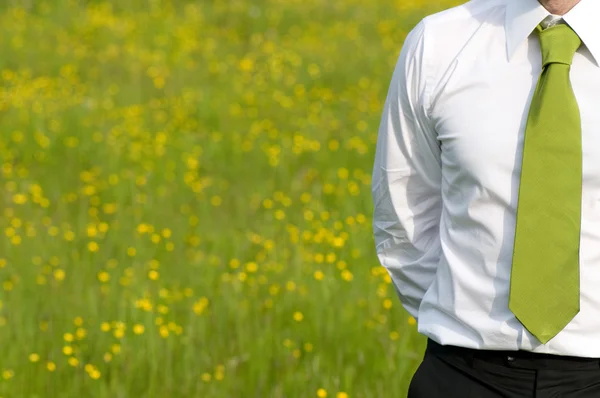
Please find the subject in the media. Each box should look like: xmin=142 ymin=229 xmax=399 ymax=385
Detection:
xmin=0 ymin=0 xmax=459 ymax=396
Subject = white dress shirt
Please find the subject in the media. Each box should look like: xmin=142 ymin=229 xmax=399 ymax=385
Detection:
xmin=371 ymin=0 xmax=600 ymax=357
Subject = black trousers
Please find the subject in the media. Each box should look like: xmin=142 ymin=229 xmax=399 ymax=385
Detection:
xmin=408 ymin=339 xmax=600 ymax=398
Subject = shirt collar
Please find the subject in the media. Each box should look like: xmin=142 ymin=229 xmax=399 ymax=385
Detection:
xmin=505 ymin=0 xmax=600 ymax=67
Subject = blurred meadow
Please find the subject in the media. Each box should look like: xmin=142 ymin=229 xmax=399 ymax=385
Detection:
xmin=0 ymin=0 xmax=459 ymax=397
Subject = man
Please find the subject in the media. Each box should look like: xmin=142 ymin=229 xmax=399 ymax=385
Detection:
xmin=371 ymin=0 xmax=600 ymax=396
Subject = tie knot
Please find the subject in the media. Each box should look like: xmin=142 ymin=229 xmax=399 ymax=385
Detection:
xmin=537 ymin=24 xmax=582 ymax=67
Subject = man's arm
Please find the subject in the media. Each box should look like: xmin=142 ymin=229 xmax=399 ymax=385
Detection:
xmin=371 ymin=21 xmax=442 ymax=319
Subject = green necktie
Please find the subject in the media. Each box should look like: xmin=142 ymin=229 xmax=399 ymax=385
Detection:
xmin=509 ymin=23 xmax=583 ymax=344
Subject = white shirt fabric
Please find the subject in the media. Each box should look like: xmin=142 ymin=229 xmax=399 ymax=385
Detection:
xmin=371 ymin=0 xmax=600 ymax=357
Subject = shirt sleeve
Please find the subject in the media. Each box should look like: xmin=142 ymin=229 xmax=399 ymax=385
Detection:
xmin=371 ymin=21 xmax=442 ymax=319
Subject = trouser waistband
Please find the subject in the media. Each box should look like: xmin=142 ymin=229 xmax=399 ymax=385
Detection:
xmin=426 ymin=338 xmax=600 ymax=370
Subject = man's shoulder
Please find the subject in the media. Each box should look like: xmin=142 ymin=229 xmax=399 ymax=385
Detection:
xmin=421 ymin=0 xmax=506 ymax=28
xmin=402 ymin=0 xmax=506 ymax=47
xmin=402 ymin=0 xmax=507 ymax=75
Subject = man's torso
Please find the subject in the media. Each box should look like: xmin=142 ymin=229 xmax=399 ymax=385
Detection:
xmin=416 ymin=0 xmax=600 ymax=356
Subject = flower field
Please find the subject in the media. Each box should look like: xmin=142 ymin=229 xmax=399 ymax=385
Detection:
xmin=0 ymin=0 xmax=458 ymax=396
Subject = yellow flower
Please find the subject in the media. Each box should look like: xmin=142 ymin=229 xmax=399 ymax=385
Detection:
xmin=12 ymin=193 xmax=27 ymax=204
xmin=214 ymin=364 xmax=225 ymax=381
xmin=263 ymin=199 xmax=273 ymax=209
xmin=113 ymin=328 xmax=125 ymax=339
xmin=111 ymin=344 xmax=121 ymax=355
xmin=293 ymin=311 xmax=304 ymax=322
xmin=157 ymin=305 xmax=169 ymax=314
xmin=90 ymin=370 xmax=101 ymax=379
xmin=383 ymin=299 xmax=393 ymax=309
xmin=317 ymin=388 xmax=327 ymax=398
xmin=103 ymin=203 xmax=117 ymax=213
xmin=193 ymin=297 xmax=209 ymax=315
xmin=137 ymin=223 xmax=150 ymax=234
xmin=239 ymin=58 xmax=254 ymax=72
xmin=159 ymin=325 xmax=169 ymax=338
xmin=76 ymin=327 xmax=87 ymax=340
xmin=87 ymin=224 xmax=97 ymax=237
xmin=210 ymin=196 xmax=222 ymax=206
xmin=341 ymin=270 xmax=354 ymax=282
xmin=332 ymin=237 xmax=345 ymax=248
xmin=97 ymin=271 xmax=110 ymax=283
xmin=2 ymin=369 xmax=14 ymax=380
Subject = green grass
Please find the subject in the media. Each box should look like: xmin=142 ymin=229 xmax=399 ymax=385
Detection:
xmin=0 ymin=0 xmax=459 ymax=396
